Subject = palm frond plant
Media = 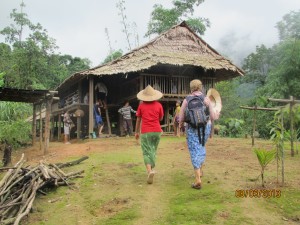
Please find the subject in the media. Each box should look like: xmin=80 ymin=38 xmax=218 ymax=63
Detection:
xmin=253 ymin=148 xmax=276 ymax=187
xmin=269 ymin=120 xmax=288 ymax=183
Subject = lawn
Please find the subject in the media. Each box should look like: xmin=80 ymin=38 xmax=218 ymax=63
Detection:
xmin=3 ymin=136 xmax=300 ymax=225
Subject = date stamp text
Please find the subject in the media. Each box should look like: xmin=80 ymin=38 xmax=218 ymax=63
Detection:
xmin=235 ymin=189 xmax=281 ymax=198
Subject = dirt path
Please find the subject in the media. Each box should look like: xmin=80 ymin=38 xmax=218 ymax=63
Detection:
xmin=8 ymin=136 xmax=300 ymax=225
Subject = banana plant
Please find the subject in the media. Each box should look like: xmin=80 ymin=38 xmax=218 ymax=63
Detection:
xmin=253 ymin=148 xmax=276 ymax=187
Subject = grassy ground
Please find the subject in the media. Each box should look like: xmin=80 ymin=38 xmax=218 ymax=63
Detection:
xmin=3 ymin=136 xmax=300 ymax=225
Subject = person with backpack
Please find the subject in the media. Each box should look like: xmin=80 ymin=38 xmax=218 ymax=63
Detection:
xmin=179 ymin=79 xmax=220 ymax=190
xmin=135 ymin=85 xmax=164 ymax=184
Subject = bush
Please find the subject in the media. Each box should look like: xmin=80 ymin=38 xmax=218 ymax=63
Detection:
xmin=0 ymin=120 xmax=31 ymax=149
xmin=221 ymin=118 xmax=245 ymax=138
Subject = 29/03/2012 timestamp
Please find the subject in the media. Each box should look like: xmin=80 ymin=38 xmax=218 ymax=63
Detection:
xmin=235 ymin=189 xmax=281 ymax=198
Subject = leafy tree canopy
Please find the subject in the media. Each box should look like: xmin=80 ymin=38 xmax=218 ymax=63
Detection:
xmin=241 ymin=10 xmax=300 ymax=99
xmin=146 ymin=0 xmax=210 ymax=37
xmin=276 ymin=10 xmax=300 ymax=41
xmin=102 ymin=49 xmax=123 ymax=64
xmin=241 ymin=45 xmax=273 ymax=87
xmin=0 ymin=3 xmax=91 ymax=90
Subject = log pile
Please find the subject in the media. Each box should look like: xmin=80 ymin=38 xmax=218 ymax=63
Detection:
xmin=0 ymin=154 xmax=87 ymax=225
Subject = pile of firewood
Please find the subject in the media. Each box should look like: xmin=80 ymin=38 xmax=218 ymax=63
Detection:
xmin=0 ymin=154 xmax=87 ymax=225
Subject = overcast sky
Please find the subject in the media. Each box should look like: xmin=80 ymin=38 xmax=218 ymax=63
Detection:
xmin=1 ymin=0 xmax=300 ymax=67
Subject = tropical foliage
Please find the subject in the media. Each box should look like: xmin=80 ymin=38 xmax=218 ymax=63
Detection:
xmin=146 ymin=0 xmax=210 ymax=37
xmin=0 ymin=3 xmax=90 ymax=90
xmin=253 ymin=148 xmax=276 ymax=187
xmin=0 ymin=3 xmax=90 ymax=148
xmin=0 ymin=102 xmax=32 ymax=148
xmin=269 ymin=115 xmax=290 ymax=184
xmin=102 ymin=49 xmax=123 ymax=64
xmin=217 ymin=10 xmax=300 ymax=139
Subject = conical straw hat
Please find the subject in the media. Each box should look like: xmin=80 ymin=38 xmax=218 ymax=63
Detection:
xmin=137 ymin=85 xmax=163 ymax=101
xmin=207 ymin=88 xmax=222 ymax=112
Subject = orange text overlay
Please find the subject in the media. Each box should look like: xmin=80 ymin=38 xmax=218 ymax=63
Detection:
xmin=235 ymin=189 xmax=281 ymax=198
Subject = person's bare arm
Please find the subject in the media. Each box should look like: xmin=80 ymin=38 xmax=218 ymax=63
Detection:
xmin=135 ymin=117 xmax=141 ymax=140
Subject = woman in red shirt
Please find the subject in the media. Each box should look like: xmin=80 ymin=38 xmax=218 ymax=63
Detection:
xmin=135 ymin=85 xmax=164 ymax=184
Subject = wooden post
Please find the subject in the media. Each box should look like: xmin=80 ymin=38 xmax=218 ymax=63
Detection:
xmin=58 ymin=113 xmax=61 ymax=141
xmin=39 ymin=104 xmax=43 ymax=150
xmin=252 ymin=105 xmax=257 ymax=146
xmin=290 ymin=96 xmax=295 ymax=157
xmin=139 ymin=76 xmax=144 ymax=91
xmin=32 ymin=104 xmax=37 ymax=146
xmin=178 ymin=78 xmax=182 ymax=95
xmin=50 ymin=116 xmax=54 ymax=141
xmin=280 ymin=108 xmax=285 ymax=185
xmin=240 ymin=105 xmax=279 ymax=146
xmin=77 ymin=116 xmax=81 ymax=139
xmin=78 ymin=80 xmax=82 ymax=103
xmin=166 ymin=102 xmax=170 ymax=132
xmin=44 ymin=98 xmax=52 ymax=155
xmin=77 ymin=80 xmax=83 ymax=139
xmin=88 ymin=76 xmax=94 ymax=137
xmin=105 ymin=107 xmax=112 ymax=135
xmin=268 ymin=97 xmax=300 ymax=157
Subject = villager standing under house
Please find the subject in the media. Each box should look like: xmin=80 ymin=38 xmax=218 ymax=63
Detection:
xmin=135 ymin=85 xmax=164 ymax=184
xmin=63 ymin=111 xmax=74 ymax=144
xmin=95 ymin=82 xmax=108 ymax=105
xmin=118 ymin=100 xmax=136 ymax=137
xmin=93 ymin=99 xmax=104 ymax=138
xmin=173 ymin=100 xmax=181 ymax=137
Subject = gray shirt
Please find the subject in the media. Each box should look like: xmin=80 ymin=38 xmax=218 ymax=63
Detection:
xmin=118 ymin=106 xmax=136 ymax=120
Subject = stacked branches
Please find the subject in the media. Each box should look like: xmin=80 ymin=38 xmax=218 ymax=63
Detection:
xmin=0 ymin=154 xmax=87 ymax=225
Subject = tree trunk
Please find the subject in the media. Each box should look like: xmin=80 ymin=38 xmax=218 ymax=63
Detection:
xmin=261 ymin=169 xmax=265 ymax=188
xmin=276 ymin=146 xmax=279 ymax=184
xmin=2 ymin=142 xmax=12 ymax=167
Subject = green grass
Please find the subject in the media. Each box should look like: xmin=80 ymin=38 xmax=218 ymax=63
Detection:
xmin=159 ymin=171 xmax=238 ymax=225
xmin=265 ymin=188 xmax=300 ymax=220
xmin=2 ymin=137 xmax=300 ymax=224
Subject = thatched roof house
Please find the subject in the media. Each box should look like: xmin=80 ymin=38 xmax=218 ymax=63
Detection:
xmin=53 ymin=21 xmax=244 ymax=138
xmin=59 ymin=21 xmax=243 ymax=90
xmin=84 ymin=21 xmax=243 ymax=77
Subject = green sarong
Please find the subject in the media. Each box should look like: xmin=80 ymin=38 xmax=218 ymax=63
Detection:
xmin=140 ymin=132 xmax=161 ymax=168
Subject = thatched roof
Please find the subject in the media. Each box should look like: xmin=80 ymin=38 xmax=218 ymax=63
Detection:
xmin=82 ymin=21 xmax=244 ymax=76
xmin=58 ymin=21 xmax=244 ymax=89
xmin=0 ymin=88 xmax=51 ymax=103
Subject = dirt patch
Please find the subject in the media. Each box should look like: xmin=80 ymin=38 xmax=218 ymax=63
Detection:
xmin=12 ymin=138 xmax=136 ymax=164
xmin=97 ymin=197 xmax=131 ymax=217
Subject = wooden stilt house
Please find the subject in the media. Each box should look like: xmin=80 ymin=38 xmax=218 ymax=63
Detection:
xmin=51 ymin=21 xmax=244 ymax=139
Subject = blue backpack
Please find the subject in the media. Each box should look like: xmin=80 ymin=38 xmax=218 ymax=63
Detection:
xmin=184 ymin=95 xmax=209 ymax=146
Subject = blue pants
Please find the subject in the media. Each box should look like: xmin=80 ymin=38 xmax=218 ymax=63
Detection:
xmin=186 ymin=123 xmax=211 ymax=169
